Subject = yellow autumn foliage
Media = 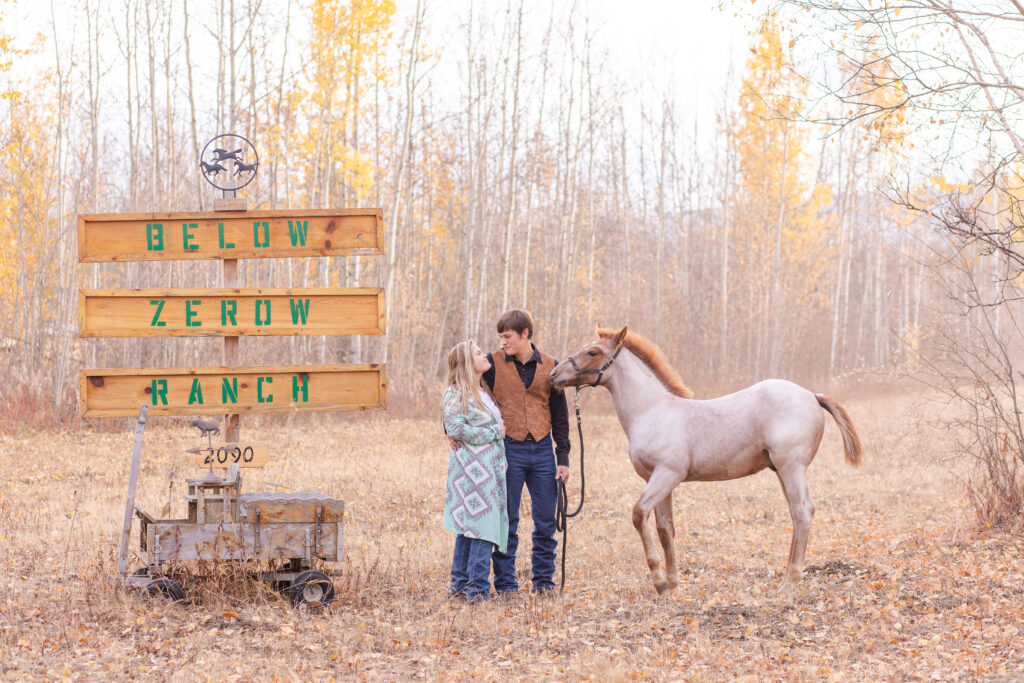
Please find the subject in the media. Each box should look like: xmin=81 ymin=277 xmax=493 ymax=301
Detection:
xmin=296 ymin=0 xmax=396 ymax=203
xmin=0 ymin=93 xmax=56 ymax=311
xmin=732 ymin=14 xmax=833 ymax=310
xmin=0 ymin=0 xmax=20 ymax=103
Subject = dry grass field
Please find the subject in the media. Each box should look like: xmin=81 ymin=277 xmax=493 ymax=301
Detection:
xmin=1 ymin=390 xmax=1023 ymax=681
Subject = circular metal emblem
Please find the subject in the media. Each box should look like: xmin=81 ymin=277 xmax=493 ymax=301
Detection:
xmin=199 ymin=133 xmax=259 ymax=192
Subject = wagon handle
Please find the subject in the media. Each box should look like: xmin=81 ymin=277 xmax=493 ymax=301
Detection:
xmin=117 ymin=403 xmax=149 ymax=581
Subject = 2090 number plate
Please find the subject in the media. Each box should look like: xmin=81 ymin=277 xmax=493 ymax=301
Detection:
xmin=193 ymin=444 xmax=269 ymax=468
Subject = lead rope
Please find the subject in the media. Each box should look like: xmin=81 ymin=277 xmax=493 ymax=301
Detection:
xmin=555 ymin=384 xmax=586 ymax=593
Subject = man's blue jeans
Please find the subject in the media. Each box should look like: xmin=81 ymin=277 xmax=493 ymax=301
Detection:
xmin=492 ymin=435 xmax=558 ymax=592
xmin=450 ymin=534 xmax=494 ymax=600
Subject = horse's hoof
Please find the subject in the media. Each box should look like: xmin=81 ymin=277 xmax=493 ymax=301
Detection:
xmin=776 ymin=579 xmax=799 ymax=597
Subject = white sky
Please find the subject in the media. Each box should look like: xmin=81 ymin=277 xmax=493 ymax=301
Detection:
xmin=590 ymin=0 xmax=749 ymax=98
xmin=3 ymin=0 xmax=751 ymax=122
xmin=413 ymin=0 xmax=752 ymax=125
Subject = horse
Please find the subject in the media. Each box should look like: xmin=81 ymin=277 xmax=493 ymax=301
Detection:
xmin=200 ymin=161 xmax=227 ymax=177
xmin=548 ymin=326 xmax=863 ymax=595
xmin=211 ymin=147 xmax=243 ymax=162
xmin=234 ymin=160 xmax=259 ymax=176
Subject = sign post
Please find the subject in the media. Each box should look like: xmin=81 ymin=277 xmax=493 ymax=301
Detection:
xmin=205 ymin=135 xmax=256 ymax=440
xmin=221 ymin=212 xmax=240 ymax=442
xmin=78 ymin=134 xmax=387 ymax=440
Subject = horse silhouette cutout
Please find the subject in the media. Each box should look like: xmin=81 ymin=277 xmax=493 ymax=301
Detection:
xmin=211 ymin=147 xmax=243 ymax=162
xmin=234 ymin=160 xmax=259 ymax=176
xmin=200 ymin=161 xmax=227 ymax=177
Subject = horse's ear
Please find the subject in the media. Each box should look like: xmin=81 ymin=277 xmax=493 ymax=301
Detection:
xmin=613 ymin=326 xmax=628 ymax=348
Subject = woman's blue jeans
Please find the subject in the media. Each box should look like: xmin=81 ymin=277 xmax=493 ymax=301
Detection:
xmin=450 ymin=534 xmax=494 ymax=600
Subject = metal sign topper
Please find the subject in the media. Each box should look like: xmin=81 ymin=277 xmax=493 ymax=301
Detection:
xmin=199 ymin=133 xmax=259 ymax=194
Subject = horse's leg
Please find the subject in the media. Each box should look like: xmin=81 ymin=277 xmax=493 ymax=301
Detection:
xmin=632 ymin=467 xmax=680 ymax=595
xmin=775 ymin=462 xmax=816 ymax=592
xmin=653 ymin=492 xmax=678 ymax=591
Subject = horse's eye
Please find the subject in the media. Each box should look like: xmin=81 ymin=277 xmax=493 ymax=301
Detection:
xmin=587 ymin=351 xmax=598 ymax=357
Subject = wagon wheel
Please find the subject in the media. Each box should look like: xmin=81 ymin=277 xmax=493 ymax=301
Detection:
xmin=145 ymin=577 xmax=186 ymax=604
xmin=288 ymin=570 xmax=335 ymax=608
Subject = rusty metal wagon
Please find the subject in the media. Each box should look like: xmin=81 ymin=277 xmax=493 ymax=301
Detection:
xmin=118 ymin=405 xmax=344 ymax=608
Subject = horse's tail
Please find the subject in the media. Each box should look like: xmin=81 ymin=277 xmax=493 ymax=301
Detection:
xmin=816 ymin=394 xmax=863 ymax=467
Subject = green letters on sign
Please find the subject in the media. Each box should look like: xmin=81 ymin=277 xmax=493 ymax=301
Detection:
xmin=149 ymin=300 xmax=167 ymax=327
xmin=182 ymin=223 xmax=199 ymax=250
xmin=146 ymin=223 xmax=164 ymax=251
xmin=150 ymin=379 xmax=168 ymax=406
xmin=222 ymin=377 xmax=238 ymax=404
xmin=289 ymin=299 xmax=310 ymax=325
xmin=255 ymin=299 xmax=271 ymax=326
xmin=221 ymin=300 xmax=238 ymax=326
xmin=185 ymin=300 xmax=202 ymax=327
xmin=292 ymin=374 xmax=309 ymax=403
xmin=253 ymin=221 xmax=270 ymax=248
xmin=188 ymin=378 xmax=204 ymax=405
xmin=218 ymin=222 xmax=235 ymax=249
xmin=257 ymin=376 xmax=273 ymax=403
xmin=287 ymin=220 xmax=308 ymax=246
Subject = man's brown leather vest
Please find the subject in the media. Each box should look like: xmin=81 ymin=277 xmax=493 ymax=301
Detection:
xmin=491 ymin=349 xmax=556 ymax=442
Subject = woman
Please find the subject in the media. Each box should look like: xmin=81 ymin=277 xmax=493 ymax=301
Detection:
xmin=442 ymin=340 xmax=508 ymax=602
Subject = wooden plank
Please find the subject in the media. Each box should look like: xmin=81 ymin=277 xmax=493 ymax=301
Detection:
xmin=147 ymin=522 xmax=341 ymax=562
xmin=80 ymin=364 xmax=386 ymax=417
xmin=79 ymin=288 xmax=386 ymax=337
xmin=77 ymin=208 xmax=383 ymax=262
xmin=193 ymin=443 xmax=270 ymax=469
xmin=239 ymin=495 xmax=344 ymax=523
xmin=213 ymin=198 xmax=246 ymax=211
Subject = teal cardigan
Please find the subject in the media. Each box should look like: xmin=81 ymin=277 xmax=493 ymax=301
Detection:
xmin=442 ymin=388 xmax=509 ymax=552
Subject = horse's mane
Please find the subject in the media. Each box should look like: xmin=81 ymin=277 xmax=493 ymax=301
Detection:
xmin=597 ymin=327 xmax=694 ymax=398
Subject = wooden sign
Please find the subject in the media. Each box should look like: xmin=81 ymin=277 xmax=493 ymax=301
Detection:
xmin=78 ymin=209 xmax=383 ymax=262
xmin=80 ymin=365 xmax=386 ymax=417
xmin=79 ymin=288 xmax=385 ymax=337
xmin=193 ymin=443 xmax=270 ymax=469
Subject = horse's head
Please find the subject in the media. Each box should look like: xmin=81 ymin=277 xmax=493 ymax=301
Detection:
xmin=549 ymin=326 xmax=628 ymax=391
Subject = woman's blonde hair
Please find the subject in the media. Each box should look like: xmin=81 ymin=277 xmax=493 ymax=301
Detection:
xmin=446 ymin=340 xmax=484 ymax=413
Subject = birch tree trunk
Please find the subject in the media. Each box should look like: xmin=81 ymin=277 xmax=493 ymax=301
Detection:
xmin=384 ymin=0 xmax=424 ymax=360
xmin=499 ymin=0 xmax=524 ymax=312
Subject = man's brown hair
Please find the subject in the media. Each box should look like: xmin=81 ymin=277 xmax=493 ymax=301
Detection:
xmin=496 ymin=308 xmax=534 ymax=339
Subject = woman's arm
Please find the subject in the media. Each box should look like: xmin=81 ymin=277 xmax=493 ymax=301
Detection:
xmin=442 ymin=394 xmax=501 ymax=446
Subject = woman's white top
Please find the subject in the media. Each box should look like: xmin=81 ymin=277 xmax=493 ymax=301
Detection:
xmin=480 ymin=391 xmax=502 ymax=423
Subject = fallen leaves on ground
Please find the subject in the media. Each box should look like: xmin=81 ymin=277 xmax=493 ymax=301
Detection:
xmin=0 ymin=392 xmax=1022 ymax=680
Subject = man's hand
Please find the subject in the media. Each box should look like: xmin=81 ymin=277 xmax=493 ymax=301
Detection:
xmin=555 ymin=465 xmax=570 ymax=484
xmin=448 ymin=437 xmax=458 ymax=450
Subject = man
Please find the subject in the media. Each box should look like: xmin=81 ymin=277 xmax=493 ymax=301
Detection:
xmin=484 ymin=308 xmax=570 ymax=595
